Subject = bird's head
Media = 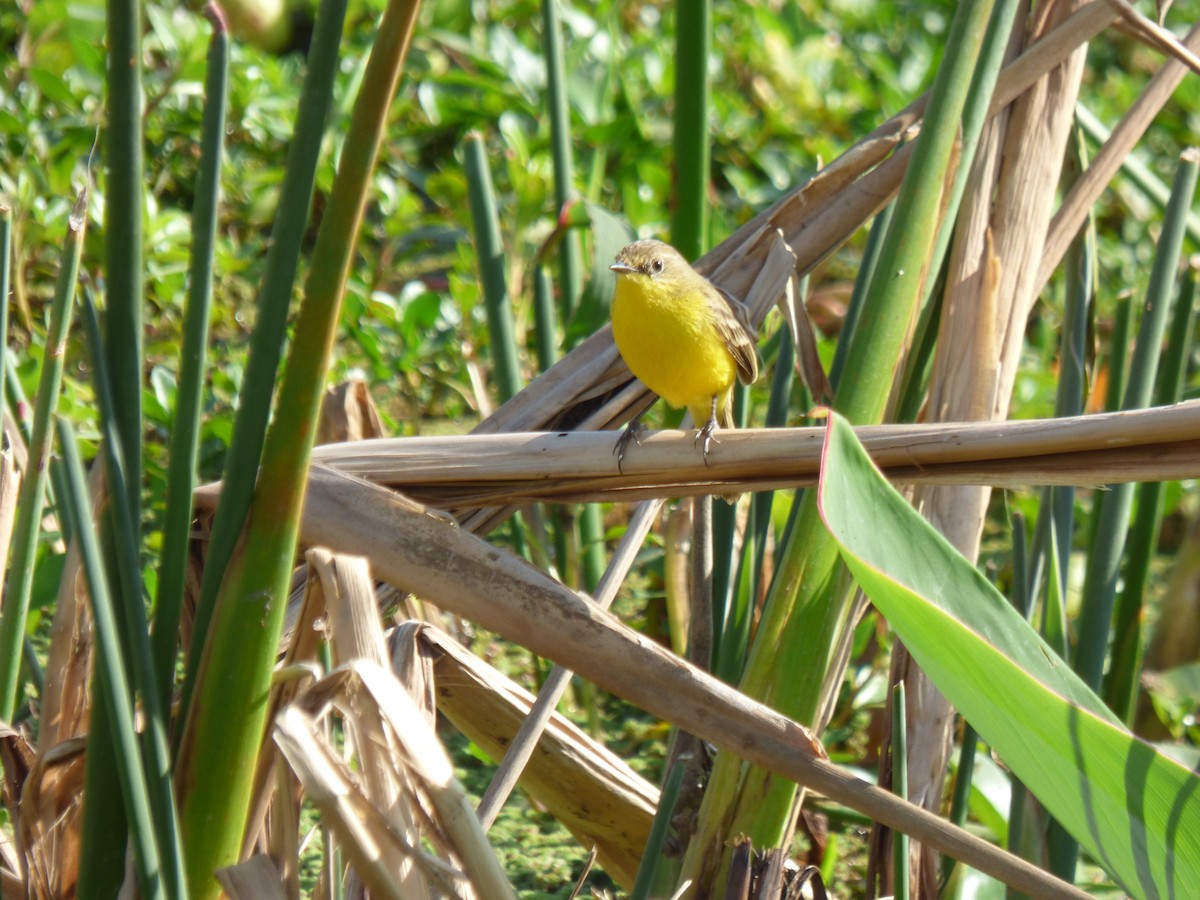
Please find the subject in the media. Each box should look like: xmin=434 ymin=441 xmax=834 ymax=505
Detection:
xmin=610 ymin=240 xmax=689 ymax=281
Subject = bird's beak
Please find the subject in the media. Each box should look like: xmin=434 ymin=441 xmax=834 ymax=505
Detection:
xmin=610 ymin=262 xmax=636 ymax=275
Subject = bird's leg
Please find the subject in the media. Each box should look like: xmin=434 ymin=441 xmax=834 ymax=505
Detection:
xmin=694 ymin=395 xmax=721 ymax=465
xmin=614 ymin=410 xmax=648 ymax=474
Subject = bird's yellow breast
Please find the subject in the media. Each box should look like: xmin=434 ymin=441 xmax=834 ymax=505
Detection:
xmin=611 ymin=273 xmax=738 ymax=419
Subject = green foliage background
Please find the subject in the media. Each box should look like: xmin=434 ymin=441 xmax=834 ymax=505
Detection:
xmin=5 ymin=0 xmax=1198 ymax=459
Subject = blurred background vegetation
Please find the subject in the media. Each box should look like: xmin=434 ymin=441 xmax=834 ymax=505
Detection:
xmin=5 ymin=0 xmax=1198 ymax=449
xmin=2 ymin=0 xmax=1199 ymax=896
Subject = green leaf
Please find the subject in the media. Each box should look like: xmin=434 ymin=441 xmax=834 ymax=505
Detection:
xmin=817 ymin=412 xmax=1200 ymax=897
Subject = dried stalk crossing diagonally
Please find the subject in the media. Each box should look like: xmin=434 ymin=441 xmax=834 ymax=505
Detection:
xmin=272 ymin=464 xmax=1090 ymax=900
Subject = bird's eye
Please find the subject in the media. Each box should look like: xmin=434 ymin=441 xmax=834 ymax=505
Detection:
xmin=650 ymin=258 xmax=664 ymax=274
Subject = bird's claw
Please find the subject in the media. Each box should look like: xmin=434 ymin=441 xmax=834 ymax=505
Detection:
xmin=694 ymin=417 xmax=721 ymax=466
xmin=614 ymin=419 xmax=646 ymax=474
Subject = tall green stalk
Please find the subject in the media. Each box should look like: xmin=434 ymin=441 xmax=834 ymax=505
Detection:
xmin=179 ymin=0 xmax=350 ymax=735
xmin=79 ymin=295 xmax=186 ymax=898
xmin=1105 ymin=295 xmax=1136 ymax=412
xmin=1074 ymin=150 xmax=1199 ymax=693
xmin=533 ymin=265 xmax=558 ymax=371
xmin=58 ymin=418 xmax=168 ymax=900
xmin=829 ymin=203 xmax=893 ymax=391
xmin=104 ymin=0 xmax=144 ymax=529
xmin=716 ymin=330 xmax=795 ymax=685
xmin=679 ymin=0 xmax=999 ymax=883
xmin=0 ymin=205 xmax=10 ymax=422
xmin=464 ymin=132 xmax=522 ymax=404
xmin=1106 ymin=262 xmax=1197 ymax=720
xmin=670 ymin=0 xmax=711 ymax=259
xmin=153 ymin=2 xmax=228 ymax=721
xmin=0 ymin=190 xmax=86 ymax=720
xmin=541 ymin=0 xmax=583 ymax=319
xmin=175 ymin=3 xmax=420 ymax=894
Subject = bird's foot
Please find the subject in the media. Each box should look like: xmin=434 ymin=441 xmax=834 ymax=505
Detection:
xmin=614 ymin=416 xmax=646 ymax=473
xmin=694 ymin=415 xmax=721 ymax=466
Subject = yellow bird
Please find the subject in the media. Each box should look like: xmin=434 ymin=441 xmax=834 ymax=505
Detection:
xmin=609 ymin=239 xmax=759 ymax=466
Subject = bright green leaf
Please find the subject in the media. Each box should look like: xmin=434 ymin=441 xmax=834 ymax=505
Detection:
xmin=817 ymin=412 xmax=1200 ymax=897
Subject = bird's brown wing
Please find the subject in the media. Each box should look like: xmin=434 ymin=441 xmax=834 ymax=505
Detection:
xmin=710 ymin=285 xmax=760 ymax=385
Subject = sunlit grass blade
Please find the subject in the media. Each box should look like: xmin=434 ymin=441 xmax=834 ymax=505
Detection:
xmin=1107 ymin=260 xmax=1197 ymax=721
xmin=541 ymin=0 xmax=583 ymax=319
xmin=670 ymin=0 xmax=711 ymax=259
xmin=0 ymin=205 xmax=10 ymax=418
xmin=174 ymin=2 xmax=420 ymax=894
xmin=716 ymin=330 xmax=795 ymax=685
xmin=628 ymin=760 xmax=685 ymax=900
xmin=828 ymin=203 xmax=892 ymax=392
xmin=153 ymin=2 xmax=229 ymax=718
xmin=179 ymin=0 xmax=352 ymax=731
xmin=1105 ymin=293 xmax=1135 ymax=412
xmin=104 ymin=0 xmax=143 ymax=528
xmin=78 ymin=293 xmax=185 ymax=896
xmin=532 ymin=265 xmax=557 ymax=371
xmin=464 ymin=132 xmax=522 ymax=405
xmin=819 ymin=411 xmax=1200 ymax=896
xmin=56 ymin=418 xmax=166 ymax=900
xmin=1075 ymin=148 xmax=1199 ymax=693
xmin=0 ymin=189 xmax=86 ymax=720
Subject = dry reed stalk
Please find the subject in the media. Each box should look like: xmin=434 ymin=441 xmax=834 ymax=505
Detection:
xmin=16 ymin=457 xmax=109 ymax=900
xmin=2 ymin=733 xmax=87 ymax=900
xmin=216 ymin=854 xmax=289 ymax=900
xmin=267 ymin=464 xmax=1089 ymax=900
xmin=37 ymin=469 xmax=99 ymax=752
xmin=277 ymin=661 xmax=518 ymax=899
xmin=279 ymin=401 xmax=1200 ymax=506
xmin=268 ymin=754 xmax=300 ymax=900
xmin=275 ymin=705 xmax=441 ymax=900
xmin=315 ymin=549 xmax=430 ymax=899
xmin=317 ymin=377 xmax=386 ymax=446
xmin=1037 ymin=21 xmax=1200 ymax=293
xmin=395 ymin=623 xmax=658 ymax=888
xmin=1104 ymin=0 xmax=1200 ymax=74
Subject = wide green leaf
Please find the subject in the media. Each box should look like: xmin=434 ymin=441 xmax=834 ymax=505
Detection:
xmin=817 ymin=412 xmax=1200 ymax=897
